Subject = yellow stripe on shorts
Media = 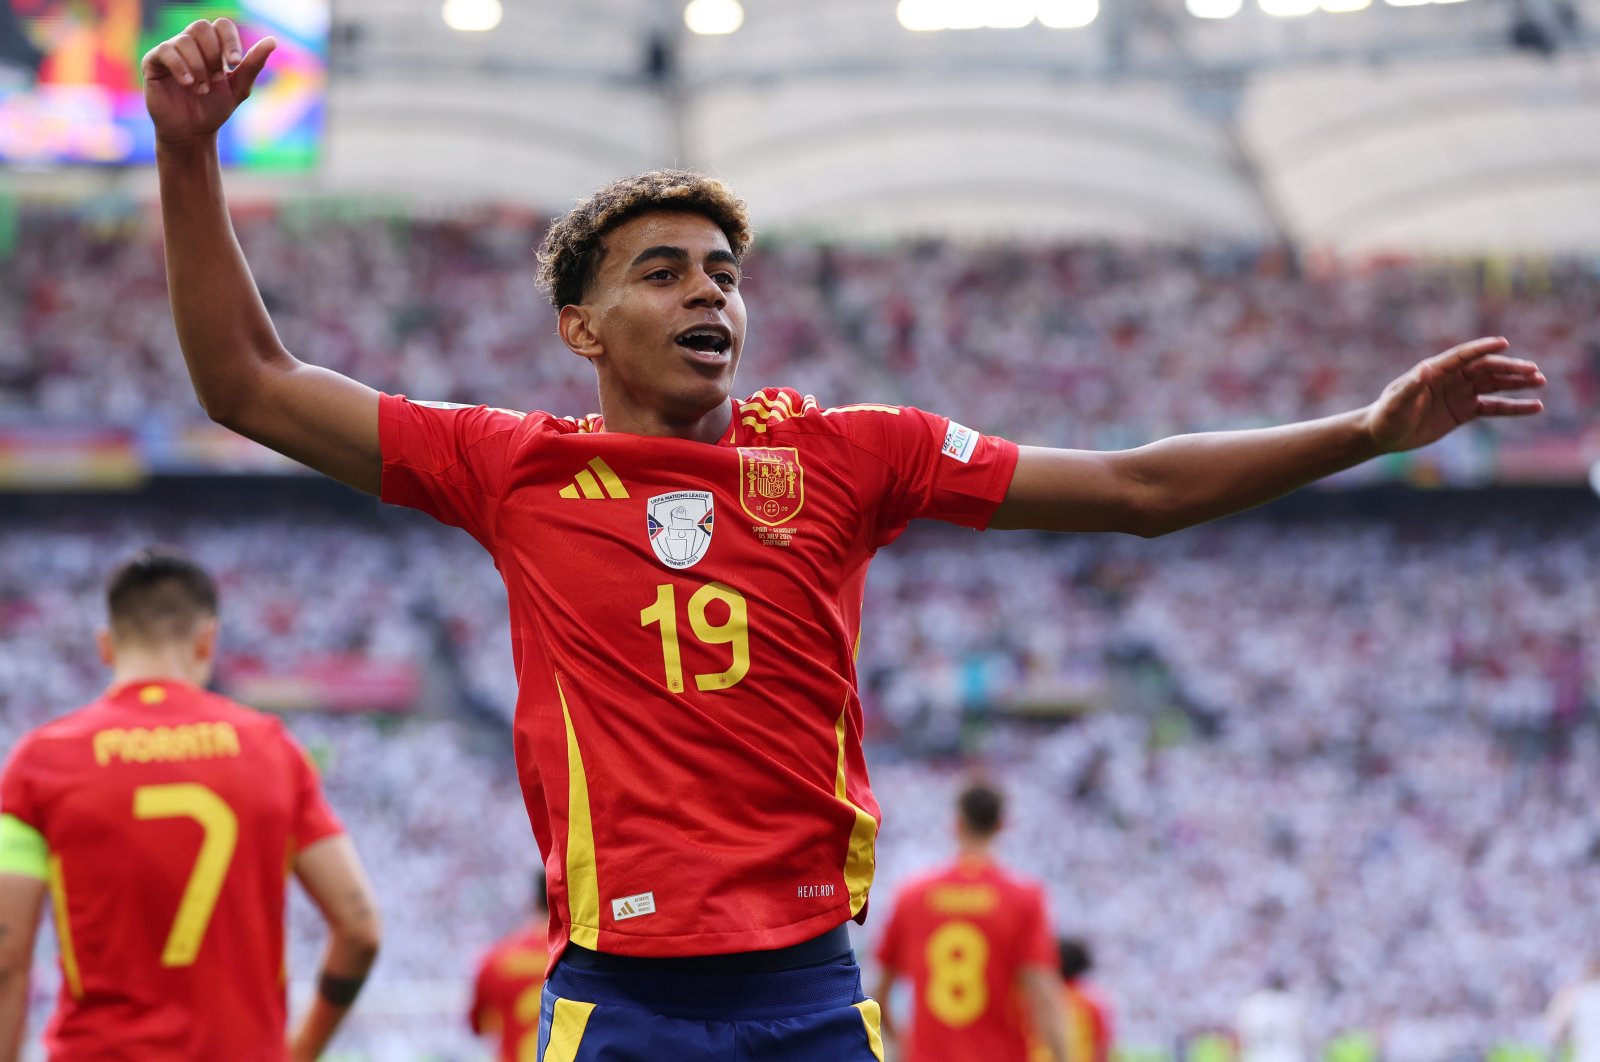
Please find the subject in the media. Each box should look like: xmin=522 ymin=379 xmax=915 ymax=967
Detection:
xmin=855 ymin=999 xmax=886 ymax=1061
xmin=542 ymin=997 xmax=596 ymax=1062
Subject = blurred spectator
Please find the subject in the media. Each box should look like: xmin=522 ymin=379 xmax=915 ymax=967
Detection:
xmin=1237 ymin=973 xmax=1307 ymax=1062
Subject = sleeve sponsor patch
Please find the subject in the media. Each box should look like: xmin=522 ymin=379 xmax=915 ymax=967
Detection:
xmin=941 ymin=421 xmax=979 ymax=464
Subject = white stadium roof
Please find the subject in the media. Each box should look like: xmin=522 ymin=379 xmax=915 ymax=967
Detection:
xmin=17 ymin=0 xmax=1600 ymax=252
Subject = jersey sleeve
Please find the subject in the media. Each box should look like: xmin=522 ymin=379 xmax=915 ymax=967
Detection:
xmin=378 ymin=394 xmax=530 ymax=548
xmin=468 ymin=953 xmax=498 ymax=1035
xmin=0 ymin=739 xmax=49 ymax=879
xmin=1019 ymin=884 xmax=1057 ymax=970
xmin=0 ymin=736 xmax=42 ymax=833
xmin=280 ymin=728 xmax=344 ymax=852
xmin=832 ymin=405 xmax=1019 ymax=549
xmin=873 ymin=891 xmax=910 ymax=972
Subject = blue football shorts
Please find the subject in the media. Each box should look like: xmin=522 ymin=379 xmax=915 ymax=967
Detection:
xmin=535 ymin=953 xmax=886 ymax=1061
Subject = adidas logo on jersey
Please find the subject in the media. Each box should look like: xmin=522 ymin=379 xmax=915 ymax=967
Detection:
xmin=559 ymin=458 xmax=629 ymax=500
xmin=611 ymin=891 xmax=656 ymax=922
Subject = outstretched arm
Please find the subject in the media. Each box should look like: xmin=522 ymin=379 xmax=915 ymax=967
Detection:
xmin=991 ymin=337 xmax=1545 ymax=536
xmin=144 ymin=19 xmax=381 ymax=494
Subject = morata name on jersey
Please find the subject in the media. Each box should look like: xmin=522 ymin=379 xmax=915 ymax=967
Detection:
xmin=92 ymin=722 xmax=242 ymax=767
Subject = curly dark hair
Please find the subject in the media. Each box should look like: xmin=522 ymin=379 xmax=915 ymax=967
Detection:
xmin=535 ymin=169 xmax=753 ymax=310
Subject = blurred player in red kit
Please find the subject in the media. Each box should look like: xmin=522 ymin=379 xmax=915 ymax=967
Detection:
xmin=1053 ymin=938 xmax=1114 ymax=1062
xmin=873 ymin=783 xmax=1068 ymax=1062
xmin=0 ymin=549 xmax=381 ymax=1060
xmin=141 ymin=15 xmax=1544 ymax=1058
xmin=470 ymin=871 xmax=552 ymax=1061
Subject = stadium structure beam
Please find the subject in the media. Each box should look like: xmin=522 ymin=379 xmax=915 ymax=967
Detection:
xmin=331 ymin=24 xmax=1600 ymax=91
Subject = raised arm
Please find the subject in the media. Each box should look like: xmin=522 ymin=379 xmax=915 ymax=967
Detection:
xmin=143 ymin=19 xmax=381 ymax=494
xmin=992 ymin=337 xmax=1545 ymax=536
xmin=290 ymin=835 xmax=381 ymax=1062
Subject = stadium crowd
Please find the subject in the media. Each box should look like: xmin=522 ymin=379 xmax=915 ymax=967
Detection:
xmin=1 ymin=205 xmax=1596 ymax=447
xmin=0 ymin=504 xmax=1594 ymax=1059
xmin=2 ymin=204 xmax=1597 ymax=1058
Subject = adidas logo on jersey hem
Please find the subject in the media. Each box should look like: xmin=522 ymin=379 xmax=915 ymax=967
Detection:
xmin=611 ymin=891 xmax=656 ymax=921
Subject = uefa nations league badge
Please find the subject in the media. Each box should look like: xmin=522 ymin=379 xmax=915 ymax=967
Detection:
xmin=646 ymin=491 xmax=715 ymax=569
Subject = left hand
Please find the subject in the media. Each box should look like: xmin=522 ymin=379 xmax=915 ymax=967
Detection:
xmin=1363 ymin=336 xmax=1545 ymax=453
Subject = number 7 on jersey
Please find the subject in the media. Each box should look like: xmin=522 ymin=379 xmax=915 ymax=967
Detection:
xmin=133 ymin=783 xmax=239 ymax=967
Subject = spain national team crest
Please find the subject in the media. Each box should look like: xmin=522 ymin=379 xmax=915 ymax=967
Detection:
xmin=646 ymin=491 xmax=715 ymax=569
xmin=738 ymin=447 xmax=804 ymax=527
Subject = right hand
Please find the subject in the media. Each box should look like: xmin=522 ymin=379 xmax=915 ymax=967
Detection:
xmin=141 ymin=18 xmax=276 ymax=144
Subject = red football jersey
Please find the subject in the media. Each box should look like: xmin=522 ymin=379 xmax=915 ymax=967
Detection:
xmin=381 ymin=388 xmax=1018 ymax=960
xmin=875 ymin=857 xmax=1058 ymax=1062
xmin=0 ymin=679 xmax=343 ymax=1060
xmin=469 ymin=921 xmax=549 ymax=1061
xmin=1063 ymin=979 xmax=1115 ymax=1062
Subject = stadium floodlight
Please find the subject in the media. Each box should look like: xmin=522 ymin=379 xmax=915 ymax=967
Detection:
xmin=1322 ymin=0 xmax=1373 ymax=11
xmin=984 ymin=0 xmax=1038 ymax=28
xmin=1037 ymin=0 xmax=1101 ymax=28
xmin=684 ymin=0 xmax=745 ymax=35
xmin=1259 ymin=0 xmax=1319 ymax=15
xmin=897 ymin=0 xmax=947 ymax=30
xmin=1187 ymin=0 xmax=1245 ymax=18
xmin=441 ymin=0 xmax=502 ymax=32
xmin=1382 ymin=0 xmax=1433 ymax=7
xmin=941 ymin=1 xmax=989 ymax=29
xmin=1591 ymin=458 xmax=1600 ymax=499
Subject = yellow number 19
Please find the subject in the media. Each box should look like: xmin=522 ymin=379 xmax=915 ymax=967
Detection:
xmin=639 ymin=582 xmax=750 ymax=693
xmin=133 ymin=783 xmax=239 ymax=967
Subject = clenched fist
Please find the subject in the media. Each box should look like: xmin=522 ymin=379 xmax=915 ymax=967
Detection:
xmin=142 ymin=18 xmax=276 ymax=144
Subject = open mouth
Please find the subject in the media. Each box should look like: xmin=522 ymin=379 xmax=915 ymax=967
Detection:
xmin=675 ymin=327 xmax=732 ymax=356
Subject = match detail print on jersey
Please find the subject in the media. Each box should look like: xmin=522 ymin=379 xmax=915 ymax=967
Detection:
xmin=738 ymin=447 xmax=804 ymax=526
xmin=646 ymin=492 xmax=715 ymax=569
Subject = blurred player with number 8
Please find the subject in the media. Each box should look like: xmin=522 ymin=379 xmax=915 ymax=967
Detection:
xmin=874 ymin=783 xmax=1069 ymax=1062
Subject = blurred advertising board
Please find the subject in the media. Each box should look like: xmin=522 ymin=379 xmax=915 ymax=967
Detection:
xmin=220 ymin=654 xmax=418 ymax=714
xmin=0 ymin=423 xmax=142 ymax=487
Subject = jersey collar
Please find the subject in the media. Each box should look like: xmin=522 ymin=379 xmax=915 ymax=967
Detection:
xmin=105 ymin=677 xmax=201 ymax=708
